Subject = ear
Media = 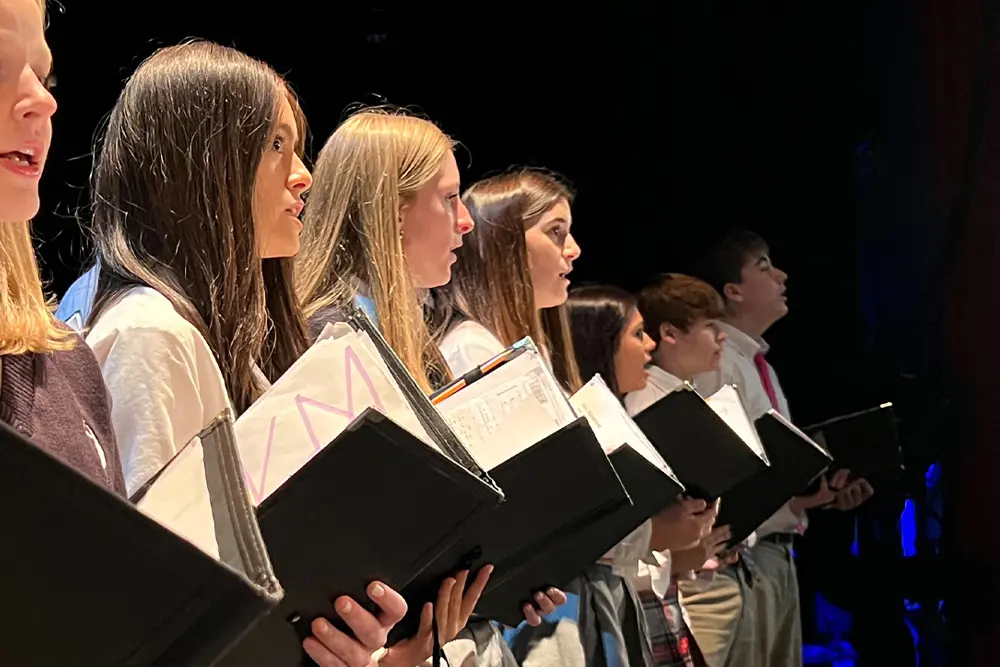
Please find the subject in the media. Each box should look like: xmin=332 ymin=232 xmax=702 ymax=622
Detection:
xmin=659 ymin=322 xmax=678 ymax=345
xmin=398 ymin=201 xmax=410 ymax=228
xmin=722 ymin=281 xmax=743 ymax=304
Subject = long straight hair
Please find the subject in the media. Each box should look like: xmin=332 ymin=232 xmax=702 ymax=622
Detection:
xmin=297 ymin=108 xmax=454 ymax=391
xmin=428 ymin=168 xmax=582 ymax=391
xmin=0 ymin=0 xmax=73 ymax=355
xmin=565 ymin=285 xmax=638 ymax=398
xmin=88 ymin=41 xmax=309 ymax=414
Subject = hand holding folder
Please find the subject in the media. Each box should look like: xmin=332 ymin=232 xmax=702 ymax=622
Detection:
xmin=216 ymin=311 xmax=503 ymax=666
xmin=424 ymin=341 xmax=631 ymax=627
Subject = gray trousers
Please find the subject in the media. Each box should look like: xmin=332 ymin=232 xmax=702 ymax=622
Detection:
xmin=748 ymin=540 xmax=802 ymax=667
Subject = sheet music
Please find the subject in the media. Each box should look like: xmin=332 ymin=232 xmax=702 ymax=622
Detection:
xmin=570 ymin=375 xmax=681 ymax=484
xmin=136 ymin=434 xmax=222 ymax=560
xmin=705 ymin=384 xmax=769 ymax=462
xmin=436 ymin=345 xmax=576 ymax=469
xmin=235 ymin=324 xmax=437 ymax=506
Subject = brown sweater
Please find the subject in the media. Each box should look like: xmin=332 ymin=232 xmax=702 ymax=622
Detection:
xmin=0 ymin=336 xmax=126 ymax=497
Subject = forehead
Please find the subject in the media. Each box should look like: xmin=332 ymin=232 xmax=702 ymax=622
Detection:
xmin=0 ymin=0 xmax=48 ymax=61
xmin=434 ymin=150 xmax=459 ymax=188
xmin=540 ymin=197 xmax=572 ymax=224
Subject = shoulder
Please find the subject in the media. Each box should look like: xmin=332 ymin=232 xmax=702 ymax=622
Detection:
xmin=86 ymin=287 xmax=208 ymax=365
xmin=54 ymin=265 xmax=100 ymax=330
xmin=438 ymin=319 xmax=505 ymax=377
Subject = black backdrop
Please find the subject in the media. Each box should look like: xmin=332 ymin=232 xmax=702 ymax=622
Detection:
xmin=34 ymin=1 xmax=899 ymax=425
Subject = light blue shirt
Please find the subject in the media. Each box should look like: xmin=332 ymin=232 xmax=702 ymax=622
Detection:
xmin=55 ymin=263 xmax=100 ymax=331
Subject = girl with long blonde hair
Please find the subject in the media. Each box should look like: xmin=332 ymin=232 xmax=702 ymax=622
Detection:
xmin=0 ymin=0 xmax=125 ymax=495
xmin=298 ymin=108 xmax=566 ymax=667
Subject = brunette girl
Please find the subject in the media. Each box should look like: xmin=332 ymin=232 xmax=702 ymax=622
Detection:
xmin=567 ymin=284 xmax=728 ymax=667
xmin=83 ymin=42 xmax=404 ymax=667
xmin=428 ymin=170 xmax=710 ymax=667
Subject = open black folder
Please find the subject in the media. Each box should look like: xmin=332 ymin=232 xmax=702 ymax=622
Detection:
xmin=803 ymin=403 xmax=901 ymax=478
xmin=217 ymin=310 xmax=504 ymax=667
xmin=716 ymin=410 xmax=833 ymax=546
xmin=474 ymin=442 xmax=684 ymax=626
xmin=1 ymin=414 xmax=282 ymax=667
xmin=385 ymin=347 xmax=634 ymax=635
xmin=633 ymin=385 xmax=768 ymax=499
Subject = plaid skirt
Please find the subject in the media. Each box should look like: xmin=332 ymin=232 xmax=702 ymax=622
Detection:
xmin=638 ymin=580 xmax=706 ymax=667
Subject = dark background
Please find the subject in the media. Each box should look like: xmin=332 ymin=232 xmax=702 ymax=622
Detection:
xmin=32 ymin=0 xmax=998 ymax=663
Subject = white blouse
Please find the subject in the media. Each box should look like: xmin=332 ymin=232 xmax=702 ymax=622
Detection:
xmin=437 ymin=319 xmax=506 ymax=377
xmin=86 ymin=287 xmax=233 ymax=496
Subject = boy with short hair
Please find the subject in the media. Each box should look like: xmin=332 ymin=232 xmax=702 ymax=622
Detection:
xmin=625 ymin=272 xmax=747 ymax=667
xmin=692 ymin=230 xmax=873 ymax=667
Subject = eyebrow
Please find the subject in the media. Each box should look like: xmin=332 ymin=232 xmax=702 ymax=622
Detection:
xmin=275 ymin=121 xmax=297 ymax=143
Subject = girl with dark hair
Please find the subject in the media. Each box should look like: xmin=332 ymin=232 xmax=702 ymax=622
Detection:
xmin=82 ymin=41 xmax=405 ymax=667
xmin=567 ymin=284 xmax=720 ymax=667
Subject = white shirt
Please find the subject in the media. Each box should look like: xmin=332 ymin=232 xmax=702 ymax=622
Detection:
xmin=693 ymin=321 xmax=803 ymax=537
xmin=86 ymin=287 xmax=233 ymax=496
xmin=438 ymin=319 xmax=506 ymax=377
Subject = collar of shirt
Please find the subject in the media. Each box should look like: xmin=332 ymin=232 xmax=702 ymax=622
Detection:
xmin=646 ymin=365 xmax=687 ymax=394
xmin=717 ymin=321 xmax=768 ymax=359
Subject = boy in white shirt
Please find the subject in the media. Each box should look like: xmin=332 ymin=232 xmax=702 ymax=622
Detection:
xmin=691 ymin=230 xmax=873 ymax=667
xmin=625 ymin=273 xmax=745 ymax=667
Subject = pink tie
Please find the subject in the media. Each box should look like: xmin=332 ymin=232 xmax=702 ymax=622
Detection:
xmin=753 ymin=352 xmax=779 ymax=411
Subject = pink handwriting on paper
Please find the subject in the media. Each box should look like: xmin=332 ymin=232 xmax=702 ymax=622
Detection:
xmin=244 ymin=345 xmax=388 ymax=504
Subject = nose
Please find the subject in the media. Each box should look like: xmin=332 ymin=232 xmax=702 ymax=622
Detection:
xmin=564 ymin=232 xmax=582 ymax=262
xmin=773 ymin=266 xmax=788 ymax=284
xmin=14 ymin=68 xmax=57 ymax=122
xmin=456 ymin=199 xmax=474 ymax=235
xmin=288 ymin=154 xmax=312 ymax=196
xmin=642 ymin=331 xmax=656 ymax=354
xmin=717 ymin=329 xmax=728 ymax=344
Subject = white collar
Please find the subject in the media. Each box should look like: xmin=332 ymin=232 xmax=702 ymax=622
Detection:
xmin=718 ymin=321 xmax=768 ymax=358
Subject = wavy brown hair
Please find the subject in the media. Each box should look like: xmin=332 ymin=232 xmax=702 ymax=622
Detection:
xmin=297 ymin=108 xmax=454 ymax=391
xmin=87 ymin=41 xmax=309 ymax=413
xmin=428 ymin=168 xmax=582 ymax=391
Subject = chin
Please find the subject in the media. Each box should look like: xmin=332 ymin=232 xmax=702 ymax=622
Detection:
xmin=0 ymin=191 xmax=41 ymax=222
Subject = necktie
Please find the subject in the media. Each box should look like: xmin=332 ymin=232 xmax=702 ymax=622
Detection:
xmin=753 ymin=351 xmax=779 ymax=411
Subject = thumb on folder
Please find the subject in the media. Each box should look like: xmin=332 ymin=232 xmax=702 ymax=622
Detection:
xmin=651 ymin=496 xmax=717 ymax=551
xmin=379 ymin=567 xmax=493 ymax=667
xmin=790 ymin=468 xmax=851 ymax=514
xmin=303 ymin=581 xmax=408 ymax=667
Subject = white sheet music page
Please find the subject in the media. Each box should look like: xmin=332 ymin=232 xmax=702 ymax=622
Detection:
xmin=235 ymin=324 xmax=436 ymax=506
xmin=136 ymin=434 xmax=221 ymax=560
xmin=705 ymin=384 xmax=769 ymax=462
xmin=570 ymin=375 xmax=680 ymax=482
xmin=436 ymin=345 xmax=576 ymax=469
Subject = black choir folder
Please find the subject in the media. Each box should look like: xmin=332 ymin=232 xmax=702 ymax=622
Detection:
xmin=716 ymin=410 xmax=833 ymax=546
xmin=217 ymin=311 xmax=505 ymax=667
xmin=803 ymin=403 xmax=901 ymax=477
xmin=633 ymin=384 xmax=768 ymax=499
xmin=476 ymin=375 xmax=687 ymax=626
xmin=397 ymin=343 xmax=632 ymax=630
xmin=0 ymin=413 xmax=282 ymax=667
